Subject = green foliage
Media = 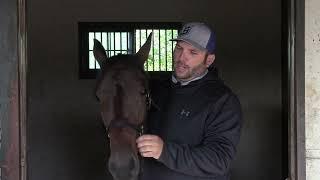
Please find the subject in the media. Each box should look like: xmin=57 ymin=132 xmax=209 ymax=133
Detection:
xmin=136 ymin=29 xmax=177 ymax=72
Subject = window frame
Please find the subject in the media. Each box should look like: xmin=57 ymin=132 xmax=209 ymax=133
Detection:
xmin=78 ymin=22 xmax=181 ymax=79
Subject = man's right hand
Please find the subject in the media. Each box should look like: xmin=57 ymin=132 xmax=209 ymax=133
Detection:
xmin=136 ymin=134 xmax=164 ymax=159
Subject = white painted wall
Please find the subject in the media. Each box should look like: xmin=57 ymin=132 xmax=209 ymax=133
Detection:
xmin=305 ymin=0 xmax=320 ymax=179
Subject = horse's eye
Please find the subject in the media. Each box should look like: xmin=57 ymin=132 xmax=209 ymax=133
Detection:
xmin=95 ymin=93 xmax=101 ymax=101
xmin=140 ymin=90 xmax=147 ymax=95
xmin=141 ymin=89 xmax=149 ymax=96
xmin=95 ymin=95 xmax=100 ymax=101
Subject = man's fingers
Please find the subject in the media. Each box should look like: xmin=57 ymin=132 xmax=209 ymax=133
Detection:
xmin=137 ymin=140 xmax=158 ymax=148
xmin=136 ymin=134 xmax=164 ymax=159
xmin=140 ymin=151 xmax=154 ymax=157
xmin=136 ymin=134 xmax=158 ymax=142
xmin=138 ymin=145 xmax=155 ymax=153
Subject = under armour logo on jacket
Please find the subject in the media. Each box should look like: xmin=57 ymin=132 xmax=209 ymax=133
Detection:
xmin=180 ymin=109 xmax=190 ymax=117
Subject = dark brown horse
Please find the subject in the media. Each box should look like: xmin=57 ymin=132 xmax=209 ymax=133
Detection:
xmin=93 ymin=34 xmax=152 ymax=180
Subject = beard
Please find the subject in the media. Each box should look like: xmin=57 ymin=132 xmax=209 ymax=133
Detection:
xmin=173 ymin=58 xmax=208 ymax=82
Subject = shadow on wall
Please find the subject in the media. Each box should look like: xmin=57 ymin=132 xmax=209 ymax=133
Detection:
xmin=28 ymin=109 xmax=114 ymax=180
xmin=53 ymin=113 xmax=111 ymax=180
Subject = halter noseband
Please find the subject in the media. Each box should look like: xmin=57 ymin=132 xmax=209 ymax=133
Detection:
xmin=107 ymin=119 xmax=144 ymax=138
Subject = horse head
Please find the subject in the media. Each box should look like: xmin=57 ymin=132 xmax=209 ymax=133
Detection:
xmin=93 ymin=33 xmax=152 ymax=180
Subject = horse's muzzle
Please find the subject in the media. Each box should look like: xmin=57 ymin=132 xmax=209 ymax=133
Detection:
xmin=108 ymin=151 xmax=140 ymax=180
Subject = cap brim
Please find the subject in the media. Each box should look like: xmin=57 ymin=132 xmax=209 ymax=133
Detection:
xmin=170 ymin=38 xmax=207 ymax=52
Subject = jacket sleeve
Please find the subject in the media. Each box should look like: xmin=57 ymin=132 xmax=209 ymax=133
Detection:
xmin=157 ymin=93 xmax=242 ymax=177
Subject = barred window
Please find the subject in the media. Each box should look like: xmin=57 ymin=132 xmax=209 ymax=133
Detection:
xmin=79 ymin=22 xmax=181 ymax=79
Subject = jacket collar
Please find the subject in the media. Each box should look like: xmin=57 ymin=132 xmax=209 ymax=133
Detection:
xmin=171 ymin=70 xmax=209 ymax=86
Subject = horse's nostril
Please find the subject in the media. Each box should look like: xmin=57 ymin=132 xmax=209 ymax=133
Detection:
xmin=125 ymin=156 xmax=139 ymax=172
xmin=128 ymin=158 xmax=135 ymax=169
xmin=108 ymin=161 xmax=117 ymax=173
xmin=108 ymin=155 xmax=140 ymax=177
xmin=130 ymin=155 xmax=140 ymax=176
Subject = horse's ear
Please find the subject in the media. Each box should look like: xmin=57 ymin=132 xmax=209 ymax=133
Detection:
xmin=136 ymin=33 xmax=152 ymax=67
xmin=93 ymin=39 xmax=108 ymax=68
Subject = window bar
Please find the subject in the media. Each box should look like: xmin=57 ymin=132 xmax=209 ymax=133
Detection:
xmin=131 ymin=31 xmax=133 ymax=54
xmin=139 ymin=30 xmax=145 ymax=69
xmin=106 ymin=32 xmax=109 ymax=57
xmin=171 ymin=29 xmax=174 ymax=70
xmin=126 ymin=32 xmax=130 ymax=54
xmin=114 ymin=32 xmax=117 ymax=56
xmin=120 ymin=32 xmax=122 ymax=54
xmin=145 ymin=29 xmax=148 ymax=40
xmin=127 ymin=32 xmax=129 ymax=54
xmin=139 ymin=30 xmax=142 ymax=48
xmin=109 ymin=32 xmax=111 ymax=56
xmin=111 ymin=32 xmax=113 ymax=56
xmin=132 ymin=30 xmax=135 ymax=53
xmin=108 ymin=32 xmax=112 ymax=57
xmin=99 ymin=32 xmax=102 ymax=69
xmin=122 ymin=32 xmax=124 ymax=54
xmin=122 ymin=33 xmax=124 ymax=53
xmin=152 ymin=29 xmax=154 ymax=71
xmin=165 ymin=30 xmax=167 ymax=71
xmin=93 ymin=32 xmax=98 ymax=69
xmin=94 ymin=32 xmax=97 ymax=69
xmin=92 ymin=32 xmax=95 ymax=69
xmin=144 ymin=29 xmax=148 ymax=70
xmin=124 ymin=32 xmax=127 ymax=54
xmin=158 ymin=29 xmax=161 ymax=71
xmin=107 ymin=32 xmax=110 ymax=56
xmin=88 ymin=33 xmax=91 ymax=70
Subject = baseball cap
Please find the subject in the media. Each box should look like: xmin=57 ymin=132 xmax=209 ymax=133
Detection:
xmin=170 ymin=22 xmax=216 ymax=54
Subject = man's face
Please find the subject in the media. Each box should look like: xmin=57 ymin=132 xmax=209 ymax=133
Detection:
xmin=173 ymin=41 xmax=215 ymax=82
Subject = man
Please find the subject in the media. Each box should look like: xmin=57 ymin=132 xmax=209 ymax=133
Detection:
xmin=136 ymin=22 xmax=242 ymax=180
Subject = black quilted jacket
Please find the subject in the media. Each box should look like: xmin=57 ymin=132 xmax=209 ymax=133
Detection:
xmin=140 ymin=69 xmax=242 ymax=180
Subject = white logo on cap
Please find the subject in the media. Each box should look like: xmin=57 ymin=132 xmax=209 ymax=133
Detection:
xmin=180 ymin=26 xmax=192 ymax=36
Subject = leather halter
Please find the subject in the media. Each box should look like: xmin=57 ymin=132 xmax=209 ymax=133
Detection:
xmin=105 ymin=90 xmax=151 ymax=177
xmin=106 ymin=89 xmax=151 ymax=138
xmin=107 ymin=119 xmax=144 ymax=138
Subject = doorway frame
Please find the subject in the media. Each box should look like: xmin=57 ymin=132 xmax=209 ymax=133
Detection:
xmin=283 ymin=0 xmax=306 ymax=179
xmin=18 ymin=0 xmax=27 ymax=179
xmin=14 ymin=0 xmax=306 ymax=179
